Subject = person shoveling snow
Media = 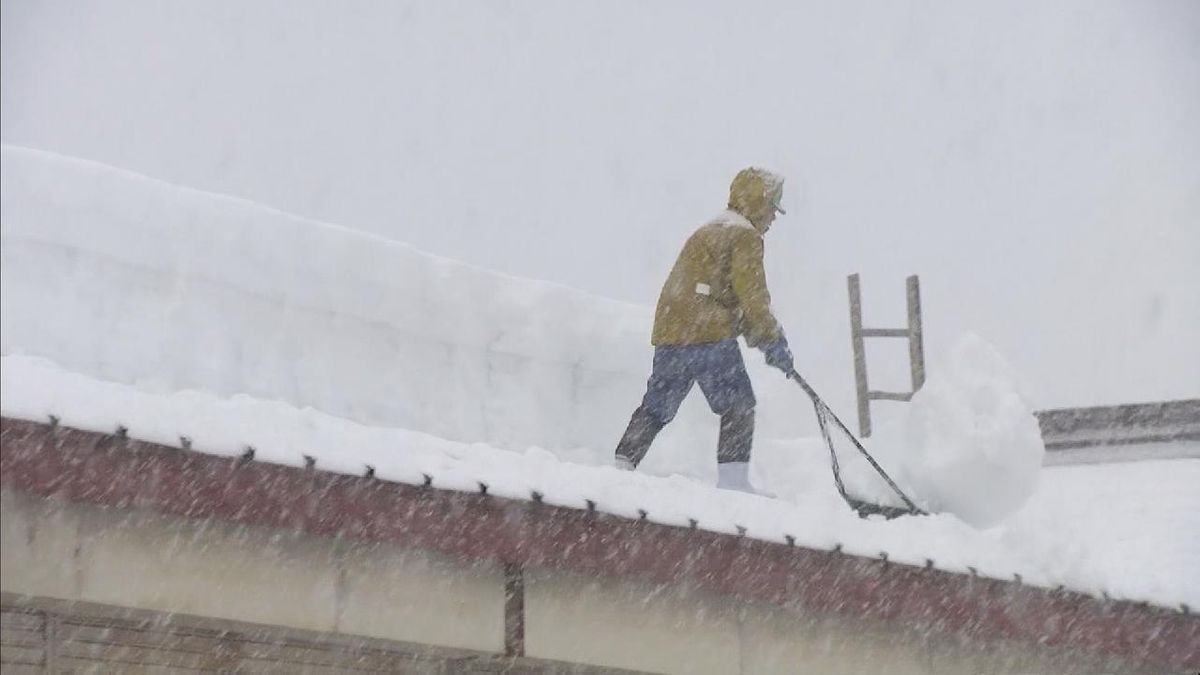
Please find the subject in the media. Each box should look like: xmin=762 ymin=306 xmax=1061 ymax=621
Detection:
xmin=611 ymin=166 xmax=1043 ymax=522
xmin=614 ymin=167 xmax=793 ymax=493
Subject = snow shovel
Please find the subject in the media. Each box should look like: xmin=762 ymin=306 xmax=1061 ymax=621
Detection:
xmin=785 ymin=370 xmax=926 ymax=519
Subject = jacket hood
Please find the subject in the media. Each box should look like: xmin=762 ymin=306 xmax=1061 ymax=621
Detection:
xmin=728 ymin=167 xmax=785 ymax=232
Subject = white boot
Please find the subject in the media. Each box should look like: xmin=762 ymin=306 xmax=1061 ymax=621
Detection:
xmin=716 ymin=461 xmax=755 ymax=493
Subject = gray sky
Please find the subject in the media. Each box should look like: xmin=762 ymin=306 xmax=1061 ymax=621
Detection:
xmin=3 ymin=0 xmax=1198 ymax=407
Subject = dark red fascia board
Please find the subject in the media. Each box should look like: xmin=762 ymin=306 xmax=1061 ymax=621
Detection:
xmin=1 ymin=417 xmax=1196 ymax=670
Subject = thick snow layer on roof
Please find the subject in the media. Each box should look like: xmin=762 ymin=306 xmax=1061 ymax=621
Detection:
xmin=3 ymin=353 xmax=1197 ymax=609
xmin=0 ymin=144 xmax=658 ymax=460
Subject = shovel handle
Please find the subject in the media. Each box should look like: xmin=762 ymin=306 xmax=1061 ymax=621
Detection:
xmin=785 ymin=369 xmax=925 ymax=515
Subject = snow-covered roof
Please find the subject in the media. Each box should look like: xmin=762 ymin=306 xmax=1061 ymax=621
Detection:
xmin=3 ymin=354 xmax=1197 ymax=614
xmin=2 ymin=144 xmax=1197 ymax=617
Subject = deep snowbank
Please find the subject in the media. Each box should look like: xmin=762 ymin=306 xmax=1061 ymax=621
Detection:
xmin=0 ymin=144 xmax=654 ymax=459
xmin=3 ymin=354 xmax=1195 ymax=609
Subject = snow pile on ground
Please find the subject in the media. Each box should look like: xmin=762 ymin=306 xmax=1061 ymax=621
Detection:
xmin=868 ymin=333 xmax=1045 ymax=527
xmin=3 ymin=353 xmax=1197 ymax=610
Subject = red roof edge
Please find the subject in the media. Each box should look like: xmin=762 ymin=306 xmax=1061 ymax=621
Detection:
xmin=2 ymin=417 xmax=1196 ymax=670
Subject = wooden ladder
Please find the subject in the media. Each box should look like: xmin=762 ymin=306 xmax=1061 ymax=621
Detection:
xmin=847 ymin=273 xmax=926 ymax=437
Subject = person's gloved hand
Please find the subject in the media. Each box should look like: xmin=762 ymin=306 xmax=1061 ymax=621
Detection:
xmin=762 ymin=337 xmax=794 ymax=374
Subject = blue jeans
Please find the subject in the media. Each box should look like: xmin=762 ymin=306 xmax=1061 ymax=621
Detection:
xmin=616 ymin=340 xmax=756 ymax=465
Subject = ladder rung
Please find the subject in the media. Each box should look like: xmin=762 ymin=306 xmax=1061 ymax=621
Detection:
xmin=861 ymin=328 xmax=909 ymax=338
xmin=868 ymin=391 xmax=914 ymax=402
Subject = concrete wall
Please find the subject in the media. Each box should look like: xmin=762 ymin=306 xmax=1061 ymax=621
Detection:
xmin=522 ymin=566 xmax=1166 ymax=675
xmin=0 ymin=489 xmax=1167 ymax=674
xmin=0 ymin=489 xmax=504 ymax=655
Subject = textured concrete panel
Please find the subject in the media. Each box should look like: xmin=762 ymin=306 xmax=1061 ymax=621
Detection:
xmin=739 ymin=602 xmax=931 ymax=675
xmin=0 ymin=489 xmax=80 ymax=600
xmin=926 ymin=633 xmax=1166 ymax=675
xmin=76 ymin=508 xmax=339 ymax=632
xmin=338 ymin=540 xmax=505 ymax=653
xmin=524 ymin=566 xmax=741 ymax=674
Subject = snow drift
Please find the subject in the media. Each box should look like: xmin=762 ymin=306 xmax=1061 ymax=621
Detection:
xmin=0 ymin=144 xmax=654 ymax=460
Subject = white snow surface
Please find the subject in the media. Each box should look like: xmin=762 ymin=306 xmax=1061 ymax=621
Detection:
xmin=867 ymin=333 xmax=1046 ymax=527
xmin=2 ymin=145 xmax=1197 ymax=609
xmin=0 ymin=144 xmax=653 ymax=462
xmin=3 ymin=354 xmax=1197 ymax=610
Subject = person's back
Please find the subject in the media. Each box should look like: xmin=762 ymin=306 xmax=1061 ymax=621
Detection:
xmin=651 ymin=211 xmax=781 ymax=349
xmin=615 ymin=167 xmax=796 ymax=493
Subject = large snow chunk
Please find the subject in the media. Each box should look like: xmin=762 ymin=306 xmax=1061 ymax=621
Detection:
xmin=872 ymin=332 xmax=1045 ymax=527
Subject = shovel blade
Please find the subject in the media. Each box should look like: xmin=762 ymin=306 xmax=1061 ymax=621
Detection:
xmin=845 ymin=496 xmax=925 ymax=520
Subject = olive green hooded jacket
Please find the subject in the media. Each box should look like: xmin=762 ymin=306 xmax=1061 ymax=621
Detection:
xmin=651 ymin=168 xmax=785 ymax=348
